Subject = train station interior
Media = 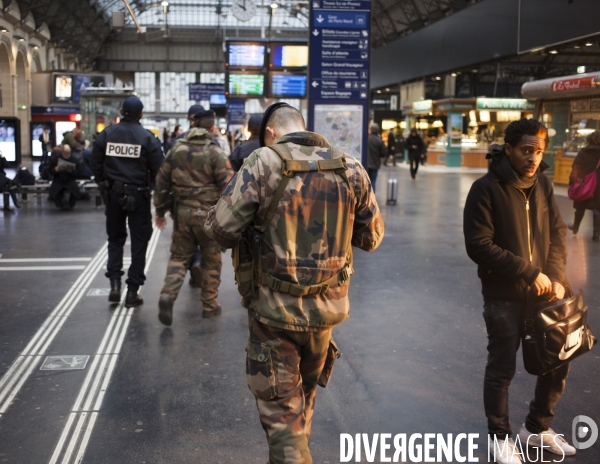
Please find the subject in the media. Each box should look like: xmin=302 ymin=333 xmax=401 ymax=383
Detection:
xmin=1 ymin=0 xmax=600 ymax=463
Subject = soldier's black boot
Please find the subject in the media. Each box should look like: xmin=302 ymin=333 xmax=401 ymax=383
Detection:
xmin=158 ymin=295 xmax=173 ymax=326
xmin=109 ymin=279 xmax=121 ymax=302
xmin=125 ymin=287 xmax=144 ymax=307
xmin=593 ymin=214 xmax=600 ymax=242
xmin=188 ymin=251 xmax=202 ymax=287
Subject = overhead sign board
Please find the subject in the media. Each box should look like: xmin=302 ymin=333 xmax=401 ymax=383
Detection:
xmin=308 ymin=0 xmax=371 ymax=163
xmin=476 ymin=98 xmax=535 ymax=111
xmin=227 ymin=100 xmax=246 ymax=125
xmin=551 ymin=76 xmax=596 ymax=93
xmin=412 ymin=99 xmax=433 ymax=113
xmin=189 ymin=83 xmax=225 ymax=101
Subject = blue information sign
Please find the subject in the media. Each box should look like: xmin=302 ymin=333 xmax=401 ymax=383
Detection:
xmin=308 ymin=0 xmax=371 ymax=164
xmin=189 ymin=83 xmax=225 ymax=101
xmin=227 ymin=100 xmax=246 ymax=125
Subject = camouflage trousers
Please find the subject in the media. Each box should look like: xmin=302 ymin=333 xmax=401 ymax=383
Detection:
xmin=246 ymin=314 xmax=335 ymax=464
xmin=160 ymin=206 xmax=222 ymax=310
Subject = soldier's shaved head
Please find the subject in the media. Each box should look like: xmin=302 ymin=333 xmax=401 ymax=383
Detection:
xmin=263 ymin=105 xmax=305 ymax=146
xmin=266 ymin=106 xmax=305 ymax=132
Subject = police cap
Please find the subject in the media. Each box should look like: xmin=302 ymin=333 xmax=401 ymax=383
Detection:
xmin=122 ymin=97 xmax=144 ymax=116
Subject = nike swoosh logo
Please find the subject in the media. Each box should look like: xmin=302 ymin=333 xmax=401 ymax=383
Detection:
xmin=558 ymin=328 xmax=583 ymax=360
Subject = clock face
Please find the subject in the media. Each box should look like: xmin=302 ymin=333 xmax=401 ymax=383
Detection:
xmin=232 ymin=0 xmax=256 ymax=22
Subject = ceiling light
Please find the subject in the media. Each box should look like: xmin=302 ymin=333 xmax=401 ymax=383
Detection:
xmin=451 ymin=73 xmax=457 ymax=77
xmin=585 ymin=42 xmax=593 ymax=46
xmin=574 ymin=45 xmax=581 ymax=49
xmin=435 ymin=76 xmax=441 ymax=80
xmin=0 ymin=28 xmax=7 ymax=33
xmin=271 ymin=2 xmax=279 ymax=8
xmin=376 ymin=90 xmax=381 ymax=93
xmin=385 ymin=88 xmax=390 ymax=91
xmin=14 ymin=35 xmax=25 ymax=42
xmin=549 ymin=50 xmax=558 ymax=54
xmin=161 ymin=1 xmax=169 ymax=6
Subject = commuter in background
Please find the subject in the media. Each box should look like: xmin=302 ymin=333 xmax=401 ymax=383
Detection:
xmin=385 ymin=129 xmax=397 ymax=166
xmin=0 ymin=150 xmax=19 ymax=210
xmin=229 ymin=114 xmax=262 ymax=171
xmin=568 ymin=129 xmax=600 ymax=241
xmin=463 ymin=118 xmax=574 ymax=464
xmin=48 ymin=145 xmax=82 ymax=211
xmin=39 ymin=127 xmax=52 ymax=158
xmin=154 ymin=109 xmax=233 ymax=326
xmin=205 ymin=102 xmax=384 ymax=463
xmin=212 ymin=126 xmax=231 ymax=157
xmin=367 ymin=123 xmax=387 ymax=192
xmin=406 ymin=128 xmax=425 ymax=182
xmin=91 ymin=96 xmax=164 ymax=307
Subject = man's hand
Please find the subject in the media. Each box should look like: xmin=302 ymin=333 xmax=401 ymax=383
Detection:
xmin=532 ymin=272 xmax=552 ymax=296
xmin=154 ymin=215 xmax=167 ymax=230
xmin=55 ymin=166 xmax=59 ymax=172
xmin=548 ymin=282 xmax=565 ymax=302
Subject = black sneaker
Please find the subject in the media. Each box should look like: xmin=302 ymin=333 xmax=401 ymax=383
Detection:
xmin=189 ymin=263 xmax=202 ymax=288
xmin=158 ymin=295 xmax=173 ymax=326
xmin=125 ymin=290 xmax=143 ymax=307
xmin=202 ymin=305 xmax=222 ymax=318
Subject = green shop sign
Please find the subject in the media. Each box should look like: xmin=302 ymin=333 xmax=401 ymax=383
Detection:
xmin=476 ymin=98 xmax=535 ymax=110
xmin=412 ymin=99 xmax=433 ymax=113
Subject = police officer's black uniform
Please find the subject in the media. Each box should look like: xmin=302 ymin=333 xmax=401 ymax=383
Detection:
xmin=90 ymin=97 xmax=164 ymax=306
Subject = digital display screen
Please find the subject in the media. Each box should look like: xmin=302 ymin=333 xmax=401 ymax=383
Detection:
xmin=228 ymin=44 xmax=266 ymax=67
xmin=270 ymin=45 xmax=308 ymax=68
xmin=269 ymin=73 xmax=307 ymax=98
xmin=0 ymin=119 xmax=18 ymax=162
xmin=31 ymin=122 xmax=53 ymax=157
xmin=228 ymin=74 xmax=265 ymax=97
xmin=54 ymin=75 xmax=73 ymax=102
xmin=210 ymin=94 xmax=227 ymax=106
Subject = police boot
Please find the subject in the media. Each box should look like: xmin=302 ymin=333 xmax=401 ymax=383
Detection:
xmin=109 ymin=279 xmax=121 ymax=303
xmin=158 ymin=295 xmax=173 ymax=326
xmin=593 ymin=214 xmax=600 ymax=242
xmin=125 ymin=287 xmax=144 ymax=307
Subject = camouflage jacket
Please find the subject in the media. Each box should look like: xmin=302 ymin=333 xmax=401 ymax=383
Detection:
xmin=205 ymin=131 xmax=384 ymax=331
xmin=154 ymin=128 xmax=233 ymax=216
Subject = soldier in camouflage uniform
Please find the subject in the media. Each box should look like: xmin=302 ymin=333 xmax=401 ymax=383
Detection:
xmin=154 ymin=109 xmax=233 ymax=326
xmin=205 ymin=103 xmax=384 ymax=463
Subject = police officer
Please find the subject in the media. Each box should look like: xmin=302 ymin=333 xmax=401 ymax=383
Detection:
xmin=205 ymin=103 xmax=384 ymax=463
xmin=154 ymin=109 xmax=233 ymax=326
xmin=91 ymin=96 xmax=164 ymax=306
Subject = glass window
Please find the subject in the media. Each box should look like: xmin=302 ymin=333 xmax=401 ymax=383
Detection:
xmin=134 ymin=72 xmax=156 ymax=113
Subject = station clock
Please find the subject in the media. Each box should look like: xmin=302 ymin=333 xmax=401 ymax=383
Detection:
xmin=232 ymin=0 xmax=257 ymax=22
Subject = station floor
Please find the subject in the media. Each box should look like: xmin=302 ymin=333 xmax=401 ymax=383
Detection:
xmin=0 ymin=163 xmax=599 ymax=464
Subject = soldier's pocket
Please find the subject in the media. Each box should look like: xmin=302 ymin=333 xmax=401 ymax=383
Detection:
xmin=317 ymin=339 xmax=341 ymax=388
xmin=246 ymin=341 xmax=277 ymax=401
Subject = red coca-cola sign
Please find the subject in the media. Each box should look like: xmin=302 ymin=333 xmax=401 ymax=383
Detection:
xmin=551 ymin=76 xmax=596 ymax=93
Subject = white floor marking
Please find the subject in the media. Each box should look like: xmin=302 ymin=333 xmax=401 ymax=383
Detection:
xmin=49 ymin=227 xmax=161 ymax=464
xmin=0 ymin=266 xmax=87 ymax=271
xmin=0 ymin=243 xmax=108 ymax=415
xmin=0 ymin=258 xmax=93 ymax=263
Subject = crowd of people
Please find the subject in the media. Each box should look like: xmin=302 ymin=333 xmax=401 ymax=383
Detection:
xmin=4 ymin=95 xmax=599 ymax=463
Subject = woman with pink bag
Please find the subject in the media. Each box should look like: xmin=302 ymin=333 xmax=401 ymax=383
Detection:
xmin=568 ymin=130 xmax=600 ymax=241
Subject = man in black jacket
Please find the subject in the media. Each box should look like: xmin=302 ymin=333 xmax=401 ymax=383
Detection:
xmin=463 ymin=119 xmax=575 ymax=463
xmin=91 ymin=96 xmax=164 ymax=306
xmin=229 ymin=114 xmax=262 ymax=171
xmin=367 ymin=123 xmax=387 ymax=192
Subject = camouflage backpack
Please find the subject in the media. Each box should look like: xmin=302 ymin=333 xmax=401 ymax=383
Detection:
xmin=232 ymin=142 xmax=356 ymax=298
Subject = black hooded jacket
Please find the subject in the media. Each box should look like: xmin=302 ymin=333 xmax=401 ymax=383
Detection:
xmin=463 ymin=153 xmax=569 ymax=300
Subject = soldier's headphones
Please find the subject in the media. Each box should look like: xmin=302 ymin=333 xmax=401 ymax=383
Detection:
xmin=259 ymin=102 xmax=292 ymax=148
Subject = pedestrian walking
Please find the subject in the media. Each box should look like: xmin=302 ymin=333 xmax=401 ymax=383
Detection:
xmin=205 ymin=102 xmax=384 ymax=463
xmin=90 ymin=96 xmax=164 ymax=307
xmin=367 ymin=123 xmax=387 ymax=192
xmin=406 ymin=128 xmax=425 ymax=181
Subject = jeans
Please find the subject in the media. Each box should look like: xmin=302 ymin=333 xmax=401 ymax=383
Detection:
xmin=367 ymin=168 xmax=378 ymax=193
xmin=482 ymin=298 xmax=570 ymax=437
xmin=105 ymin=191 xmax=152 ymax=290
xmin=409 ymin=156 xmax=419 ymax=179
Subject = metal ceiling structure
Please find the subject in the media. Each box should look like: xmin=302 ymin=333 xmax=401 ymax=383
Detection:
xmin=13 ymin=0 xmax=483 ymax=68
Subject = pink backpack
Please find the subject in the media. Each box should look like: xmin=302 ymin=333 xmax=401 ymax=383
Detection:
xmin=568 ymin=158 xmax=600 ymax=202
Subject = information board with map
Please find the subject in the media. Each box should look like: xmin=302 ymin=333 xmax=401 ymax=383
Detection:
xmin=314 ymin=104 xmax=363 ymax=161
